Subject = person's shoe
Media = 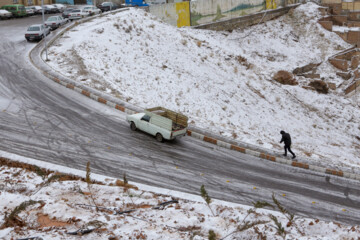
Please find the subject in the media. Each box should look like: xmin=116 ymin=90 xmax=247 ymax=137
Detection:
xmin=292 ymin=155 xmax=296 ymax=159
xmin=283 ymin=154 xmax=287 ymax=157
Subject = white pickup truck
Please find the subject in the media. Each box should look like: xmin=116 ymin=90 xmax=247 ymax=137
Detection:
xmin=126 ymin=107 xmax=188 ymax=142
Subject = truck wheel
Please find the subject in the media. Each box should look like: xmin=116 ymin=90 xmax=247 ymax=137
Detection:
xmin=156 ymin=133 xmax=163 ymax=142
xmin=130 ymin=122 xmax=136 ymax=131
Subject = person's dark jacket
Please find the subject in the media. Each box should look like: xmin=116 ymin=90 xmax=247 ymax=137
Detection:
xmin=280 ymin=132 xmax=291 ymax=147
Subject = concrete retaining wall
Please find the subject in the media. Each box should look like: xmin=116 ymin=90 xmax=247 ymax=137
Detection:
xmin=190 ymin=0 xmax=265 ymax=26
xmin=193 ymin=5 xmax=299 ymax=31
xmin=149 ymin=3 xmax=178 ymax=26
xmin=149 ymin=0 xmax=300 ymax=28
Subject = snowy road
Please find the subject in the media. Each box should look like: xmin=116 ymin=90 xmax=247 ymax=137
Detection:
xmin=0 ymin=15 xmax=359 ymax=225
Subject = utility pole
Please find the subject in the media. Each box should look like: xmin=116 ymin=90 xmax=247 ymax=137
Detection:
xmin=41 ymin=0 xmax=49 ymax=61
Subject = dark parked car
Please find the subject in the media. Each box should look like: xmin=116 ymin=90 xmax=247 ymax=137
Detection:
xmin=62 ymin=8 xmax=74 ymax=18
xmin=97 ymin=2 xmax=119 ymax=12
xmin=29 ymin=6 xmax=43 ymax=15
xmin=43 ymin=5 xmax=59 ymax=14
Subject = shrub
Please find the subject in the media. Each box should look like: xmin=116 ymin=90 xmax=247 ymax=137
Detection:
xmin=308 ymin=80 xmax=329 ymax=94
xmin=273 ymin=71 xmax=298 ymax=85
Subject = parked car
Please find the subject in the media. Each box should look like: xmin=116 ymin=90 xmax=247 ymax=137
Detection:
xmin=83 ymin=6 xmax=101 ymax=16
xmin=97 ymin=2 xmax=119 ymax=12
xmin=45 ymin=15 xmax=69 ymax=30
xmin=1 ymin=4 xmax=27 ymax=17
xmin=30 ymin=6 xmax=43 ymax=15
xmin=25 ymin=24 xmax=50 ymax=41
xmin=52 ymin=4 xmax=65 ymax=12
xmin=25 ymin=7 xmax=35 ymax=16
xmin=68 ymin=9 xmax=88 ymax=20
xmin=0 ymin=9 xmax=12 ymax=19
xmin=43 ymin=5 xmax=59 ymax=14
xmin=125 ymin=0 xmax=149 ymax=7
xmin=62 ymin=8 xmax=74 ymax=18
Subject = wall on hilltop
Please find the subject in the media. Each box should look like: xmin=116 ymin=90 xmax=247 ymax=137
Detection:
xmin=149 ymin=0 xmax=300 ymax=28
xmin=193 ymin=5 xmax=299 ymax=31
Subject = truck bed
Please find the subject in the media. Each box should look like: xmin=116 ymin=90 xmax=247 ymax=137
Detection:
xmin=145 ymin=107 xmax=188 ymax=131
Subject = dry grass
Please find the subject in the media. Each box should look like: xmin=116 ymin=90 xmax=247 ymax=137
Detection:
xmin=69 ymin=48 xmax=88 ymax=76
xmin=232 ymin=132 xmax=238 ymax=139
xmin=236 ymin=55 xmax=253 ymax=69
xmin=96 ymin=28 xmax=104 ymax=34
xmin=113 ymin=23 xmax=120 ymax=29
xmin=125 ymin=25 xmax=133 ymax=33
xmin=304 ymin=152 xmax=312 ymax=157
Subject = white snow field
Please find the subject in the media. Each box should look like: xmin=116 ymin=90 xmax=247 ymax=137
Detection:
xmin=0 ymin=152 xmax=359 ymax=239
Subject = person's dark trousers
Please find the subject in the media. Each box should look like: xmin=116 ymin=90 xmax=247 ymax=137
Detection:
xmin=284 ymin=145 xmax=296 ymax=158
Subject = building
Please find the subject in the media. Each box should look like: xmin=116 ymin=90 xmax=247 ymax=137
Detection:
xmin=0 ymin=0 xmax=54 ymax=6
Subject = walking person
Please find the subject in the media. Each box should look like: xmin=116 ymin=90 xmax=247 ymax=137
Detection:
xmin=280 ymin=130 xmax=296 ymax=159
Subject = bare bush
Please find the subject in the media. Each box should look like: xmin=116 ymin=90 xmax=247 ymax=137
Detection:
xmin=273 ymin=71 xmax=298 ymax=85
xmin=308 ymin=80 xmax=329 ymax=94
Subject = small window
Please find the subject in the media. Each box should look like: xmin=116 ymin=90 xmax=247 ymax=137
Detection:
xmin=28 ymin=0 xmax=33 ymax=5
xmin=141 ymin=115 xmax=150 ymax=122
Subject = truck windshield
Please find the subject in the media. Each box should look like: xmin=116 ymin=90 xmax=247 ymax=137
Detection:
xmin=141 ymin=115 xmax=150 ymax=122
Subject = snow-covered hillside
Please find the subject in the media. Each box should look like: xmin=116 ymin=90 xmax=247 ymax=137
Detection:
xmin=45 ymin=3 xmax=360 ymax=169
xmin=1 ymin=154 xmax=359 ymax=239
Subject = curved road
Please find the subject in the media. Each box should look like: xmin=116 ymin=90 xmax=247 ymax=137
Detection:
xmin=1 ymin=15 xmax=360 ymax=225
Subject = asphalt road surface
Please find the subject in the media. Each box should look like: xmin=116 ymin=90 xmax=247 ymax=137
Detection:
xmin=0 ymin=15 xmax=360 ymax=225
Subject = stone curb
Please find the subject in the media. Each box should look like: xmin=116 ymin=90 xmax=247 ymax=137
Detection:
xmin=28 ymin=9 xmax=360 ymax=182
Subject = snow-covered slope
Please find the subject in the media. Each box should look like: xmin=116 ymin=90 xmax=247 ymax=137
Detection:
xmin=46 ymin=3 xmax=360 ymax=169
xmin=1 ymin=155 xmax=359 ymax=239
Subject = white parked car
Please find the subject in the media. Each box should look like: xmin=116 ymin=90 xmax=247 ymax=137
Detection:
xmin=83 ymin=6 xmax=101 ymax=16
xmin=43 ymin=5 xmax=59 ymax=14
xmin=0 ymin=9 xmax=12 ymax=19
xmin=28 ymin=6 xmax=43 ymax=15
xmin=44 ymin=16 xmax=69 ymax=30
xmin=25 ymin=7 xmax=35 ymax=16
xmin=52 ymin=4 xmax=65 ymax=12
xmin=25 ymin=24 xmax=50 ymax=42
xmin=68 ymin=9 xmax=88 ymax=20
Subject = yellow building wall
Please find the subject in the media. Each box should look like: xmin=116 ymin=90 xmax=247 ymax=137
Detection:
xmin=266 ymin=0 xmax=276 ymax=10
xmin=342 ymin=2 xmax=352 ymax=11
xmin=342 ymin=2 xmax=360 ymax=11
xmin=354 ymin=2 xmax=360 ymax=11
xmin=0 ymin=0 xmax=53 ymax=6
xmin=0 ymin=0 xmax=16 ymax=6
xmin=176 ymin=1 xmax=190 ymax=27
